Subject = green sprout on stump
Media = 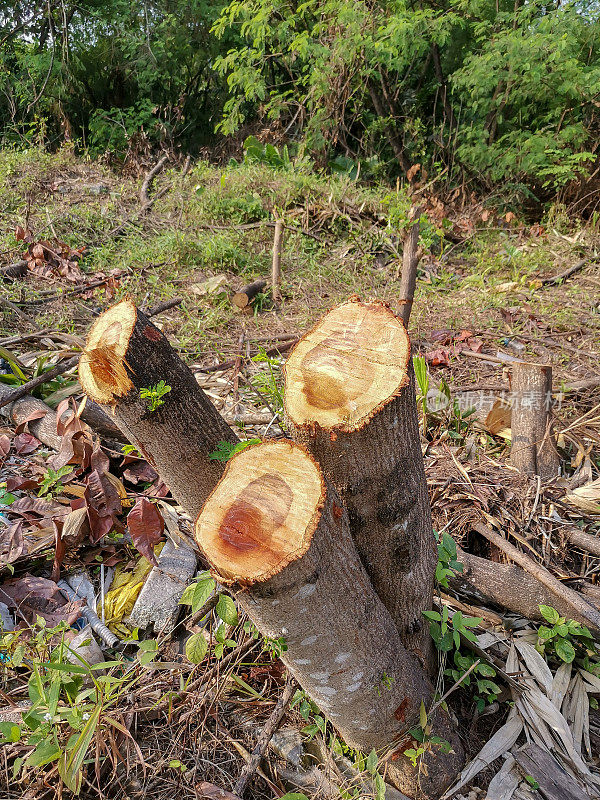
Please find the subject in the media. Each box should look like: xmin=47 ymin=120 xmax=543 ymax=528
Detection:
xmin=140 ymin=381 xmax=171 ymax=412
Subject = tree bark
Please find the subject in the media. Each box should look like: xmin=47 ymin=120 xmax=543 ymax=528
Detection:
xmin=368 ymin=84 xmax=411 ymax=175
xmin=511 ymin=361 xmax=559 ymax=481
xmin=79 ymin=299 xmax=238 ymax=519
xmin=397 ymin=207 xmax=422 ymax=328
xmin=283 ymin=298 xmax=437 ymax=662
xmin=195 ymin=439 xmax=463 ymax=799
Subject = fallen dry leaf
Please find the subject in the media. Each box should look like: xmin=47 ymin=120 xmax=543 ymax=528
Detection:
xmin=127 ymin=498 xmax=164 ymax=566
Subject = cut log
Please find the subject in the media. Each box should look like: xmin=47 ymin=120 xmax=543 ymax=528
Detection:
xmin=195 ymin=439 xmax=463 ymax=799
xmin=79 ymin=299 xmax=238 ymax=519
xmin=283 ymin=297 xmax=436 ymax=660
xmin=232 ymin=280 xmax=267 ymax=310
xmin=511 ymin=362 xmax=559 ymax=481
xmin=450 ymin=547 xmax=600 ymax=634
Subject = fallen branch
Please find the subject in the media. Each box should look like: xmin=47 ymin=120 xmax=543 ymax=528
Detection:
xmin=541 ymin=257 xmax=594 ymax=287
xmin=450 ymin=546 xmax=600 ymax=632
xmin=0 ymin=260 xmax=27 ymax=280
xmin=0 ymin=355 xmax=80 ymax=410
xmin=145 ymin=297 xmax=183 ymax=317
xmin=0 ymin=296 xmax=40 ymax=328
xmin=473 ymin=522 xmax=600 ymax=632
xmin=232 ymin=280 xmax=267 ymax=310
xmin=234 ymin=676 xmax=297 ymax=797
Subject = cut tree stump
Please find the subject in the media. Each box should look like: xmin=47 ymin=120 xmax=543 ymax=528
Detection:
xmin=283 ymin=297 xmax=436 ymax=660
xmin=79 ymin=299 xmax=238 ymax=519
xmin=195 ymin=439 xmax=463 ymax=799
xmin=511 ymin=361 xmax=559 ymax=481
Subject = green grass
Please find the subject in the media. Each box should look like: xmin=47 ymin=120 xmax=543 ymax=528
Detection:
xmin=0 ymin=146 xmax=597 ymax=357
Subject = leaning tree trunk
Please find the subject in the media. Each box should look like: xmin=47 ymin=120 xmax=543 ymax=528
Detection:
xmin=195 ymin=439 xmax=463 ymax=799
xmin=283 ymin=297 xmax=436 ymax=662
xmin=511 ymin=361 xmax=559 ymax=481
xmin=79 ymin=299 xmax=238 ymax=519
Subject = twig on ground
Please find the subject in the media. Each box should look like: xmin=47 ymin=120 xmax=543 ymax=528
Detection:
xmin=0 ymin=354 xmax=80 ymax=410
xmin=473 ymin=521 xmax=600 ymax=633
xmin=541 ymin=257 xmax=596 ymax=286
xmin=234 ymin=675 xmax=297 ymax=797
xmin=199 ymin=339 xmax=298 ymax=373
xmin=0 ymin=296 xmax=40 ymax=328
xmin=146 ymin=297 xmax=183 ymax=317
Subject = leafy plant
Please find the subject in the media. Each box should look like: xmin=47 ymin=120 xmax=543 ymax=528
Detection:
xmin=434 ymin=531 xmax=463 ymax=589
xmin=250 ymin=348 xmax=284 ymax=415
xmin=404 ymin=702 xmax=453 ymax=770
xmin=0 ymin=618 xmax=157 ymax=794
xmin=38 ymin=466 xmax=73 ymax=498
xmin=536 ymin=605 xmax=597 ymax=666
xmin=139 ymin=381 xmax=171 ymax=412
xmin=209 ymin=438 xmax=261 ymax=462
xmin=179 ymin=573 xmax=240 ymax=662
xmin=444 ymin=650 xmax=501 ymax=712
xmin=242 ymin=136 xmax=293 ymax=170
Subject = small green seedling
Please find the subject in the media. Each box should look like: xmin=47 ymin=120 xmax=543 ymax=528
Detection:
xmin=38 ymin=466 xmax=73 ymax=498
xmin=140 ymin=381 xmax=171 ymax=412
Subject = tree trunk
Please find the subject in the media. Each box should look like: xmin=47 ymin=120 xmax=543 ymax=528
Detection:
xmin=283 ymin=298 xmax=437 ymax=662
xmin=511 ymin=361 xmax=559 ymax=481
xmin=195 ymin=439 xmax=463 ymax=799
xmin=79 ymin=299 xmax=238 ymax=520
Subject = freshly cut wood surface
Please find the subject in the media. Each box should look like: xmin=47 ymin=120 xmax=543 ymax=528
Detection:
xmin=284 ymin=297 xmax=410 ymax=431
xmin=79 ymin=299 xmax=137 ymax=404
xmin=79 ymin=300 xmax=237 ymax=519
xmin=196 ymin=440 xmax=325 ymax=583
xmin=196 ymin=438 xmax=463 ymax=798
xmin=284 ymin=298 xmax=435 ymax=660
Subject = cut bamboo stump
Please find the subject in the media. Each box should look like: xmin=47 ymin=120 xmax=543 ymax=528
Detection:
xmin=195 ymin=440 xmax=463 ymax=799
xmin=511 ymin=361 xmax=559 ymax=481
xmin=79 ymin=300 xmax=238 ymax=519
xmin=283 ymin=297 xmax=436 ymax=660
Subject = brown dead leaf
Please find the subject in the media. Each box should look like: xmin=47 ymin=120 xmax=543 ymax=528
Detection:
xmin=122 ymin=461 xmax=159 ymax=485
xmin=0 ymin=434 xmax=10 ymax=460
xmin=0 ymin=521 xmax=25 ymax=564
xmin=197 ymin=782 xmax=243 ymax=800
xmin=13 ymin=432 xmax=41 ymax=455
xmin=127 ymin=498 xmax=164 ymax=566
xmin=84 ymin=469 xmax=123 ymax=543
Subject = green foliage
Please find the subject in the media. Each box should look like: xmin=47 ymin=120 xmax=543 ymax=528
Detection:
xmin=444 ymin=650 xmax=501 ymax=713
xmin=434 ymin=531 xmax=463 ymax=589
xmin=139 ymin=381 xmax=171 ymax=412
xmin=250 ymin=348 xmax=284 ymax=415
xmin=38 ymin=466 xmax=73 ymax=498
xmin=212 ymin=0 xmax=600 ymax=200
xmin=209 ymin=438 xmax=261 ymax=461
xmin=242 ymin=136 xmax=292 ymax=170
xmin=0 ymin=618 xmax=157 ymax=794
xmin=536 ymin=605 xmax=598 ymax=667
xmin=404 ymin=702 xmax=453 ymax=769
xmin=179 ymin=573 xmax=242 ymax=662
